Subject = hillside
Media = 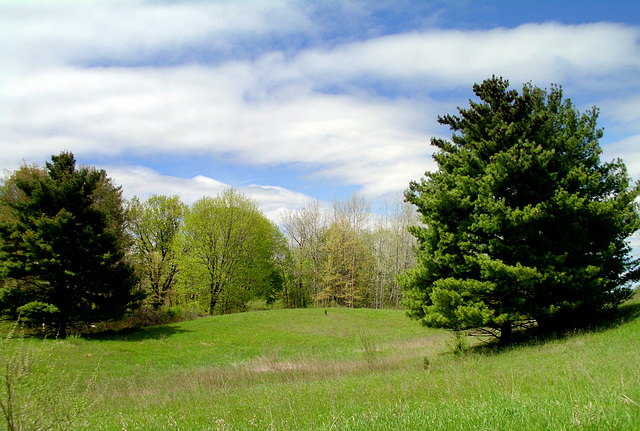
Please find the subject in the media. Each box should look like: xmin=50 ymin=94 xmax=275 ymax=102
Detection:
xmin=2 ymin=305 xmax=640 ymax=430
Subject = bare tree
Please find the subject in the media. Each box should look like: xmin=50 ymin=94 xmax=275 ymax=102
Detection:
xmin=372 ymin=195 xmax=419 ymax=308
xmin=331 ymin=192 xmax=370 ymax=232
xmin=281 ymin=193 xmax=418 ymax=309
xmin=281 ymin=200 xmax=328 ymax=306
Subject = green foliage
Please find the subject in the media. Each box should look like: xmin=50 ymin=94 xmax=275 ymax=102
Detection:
xmin=0 ymin=280 xmax=29 ymax=319
xmin=16 ymin=301 xmax=60 ymax=334
xmin=423 ymin=278 xmax=497 ymax=329
xmin=0 ymin=152 xmax=142 ymax=336
xmin=318 ymin=218 xmax=374 ymax=307
xmin=175 ymin=189 xmax=287 ymax=314
xmin=403 ymin=77 xmax=640 ymax=341
xmin=127 ymin=194 xmax=186 ymax=309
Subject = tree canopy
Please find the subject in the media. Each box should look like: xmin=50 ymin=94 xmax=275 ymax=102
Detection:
xmin=127 ymin=195 xmax=186 ymax=310
xmin=402 ymin=77 xmax=640 ymax=343
xmin=176 ymin=189 xmax=286 ymax=314
xmin=0 ymin=152 xmax=141 ymax=336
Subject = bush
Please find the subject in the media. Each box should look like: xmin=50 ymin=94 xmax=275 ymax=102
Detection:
xmin=127 ymin=306 xmax=201 ymax=327
xmin=16 ymin=301 xmax=60 ymax=335
xmin=87 ymin=306 xmax=202 ymax=334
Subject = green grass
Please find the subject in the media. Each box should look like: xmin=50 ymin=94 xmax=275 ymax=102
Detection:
xmin=2 ymin=304 xmax=640 ymax=430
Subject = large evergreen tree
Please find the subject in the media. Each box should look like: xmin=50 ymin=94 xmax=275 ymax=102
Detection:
xmin=402 ymin=77 xmax=640 ymax=343
xmin=0 ymin=152 xmax=141 ymax=336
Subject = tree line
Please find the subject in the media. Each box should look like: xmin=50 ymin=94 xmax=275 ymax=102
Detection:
xmin=0 ymin=152 xmax=418 ymax=334
xmin=1 ymin=77 xmax=638 ymax=342
xmin=129 ymin=186 xmax=419 ymax=313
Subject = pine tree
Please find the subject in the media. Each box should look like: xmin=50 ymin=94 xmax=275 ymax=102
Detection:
xmin=402 ymin=77 xmax=640 ymax=343
xmin=0 ymin=152 xmax=141 ymax=336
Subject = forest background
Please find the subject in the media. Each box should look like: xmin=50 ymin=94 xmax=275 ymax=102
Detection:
xmin=0 ymin=154 xmax=419 ymax=332
xmin=127 ymin=184 xmax=417 ymax=315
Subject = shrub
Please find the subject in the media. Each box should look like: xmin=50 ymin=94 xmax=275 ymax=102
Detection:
xmin=16 ymin=301 xmax=60 ymax=335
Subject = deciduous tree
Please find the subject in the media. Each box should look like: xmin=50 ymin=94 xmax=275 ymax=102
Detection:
xmin=127 ymin=195 xmax=186 ymax=309
xmin=176 ymin=189 xmax=285 ymax=314
xmin=281 ymin=200 xmax=328 ymax=307
xmin=371 ymin=196 xmax=418 ymax=308
xmin=319 ymin=218 xmax=374 ymax=307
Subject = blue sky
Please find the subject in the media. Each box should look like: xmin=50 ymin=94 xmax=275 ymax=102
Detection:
xmin=1 ymin=0 xmax=639 ymax=233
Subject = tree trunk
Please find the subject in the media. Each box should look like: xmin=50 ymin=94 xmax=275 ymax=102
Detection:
xmin=209 ymin=282 xmax=221 ymax=314
xmin=57 ymin=321 xmax=67 ymax=338
xmin=209 ymin=296 xmax=217 ymax=315
xmin=500 ymin=320 xmax=512 ymax=346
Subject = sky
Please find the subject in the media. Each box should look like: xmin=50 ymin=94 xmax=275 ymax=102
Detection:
xmin=1 ymin=0 xmax=640 ymax=234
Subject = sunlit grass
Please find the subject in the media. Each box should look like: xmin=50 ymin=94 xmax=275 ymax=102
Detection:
xmin=2 ymin=303 xmax=640 ymax=430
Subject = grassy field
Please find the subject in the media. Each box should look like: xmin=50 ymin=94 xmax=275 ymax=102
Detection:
xmin=2 ymin=304 xmax=640 ymax=430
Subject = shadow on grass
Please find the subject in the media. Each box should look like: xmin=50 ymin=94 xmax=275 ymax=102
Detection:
xmin=615 ymin=299 xmax=640 ymax=324
xmin=83 ymin=322 xmax=191 ymax=342
xmin=463 ymin=299 xmax=640 ymax=356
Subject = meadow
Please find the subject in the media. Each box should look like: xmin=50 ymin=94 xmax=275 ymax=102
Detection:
xmin=2 ymin=303 xmax=640 ymax=430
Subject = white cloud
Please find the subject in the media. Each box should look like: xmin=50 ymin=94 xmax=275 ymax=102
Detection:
xmin=107 ymin=166 xmax=315 ymax=222
xmin=0 ymin=61 xmax=441 ymax=199
xmin=2 ymin=1 xmax=639 ymax=215
xmin=294 ymin=22 xmax=640 ymax=88
xmin=1 ymin=0 xmax=313 ymax=71
xmin=602 ymin=135 xmax=640 ymax=181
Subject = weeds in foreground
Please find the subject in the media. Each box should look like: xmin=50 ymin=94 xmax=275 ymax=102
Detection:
xmin=445 ymin=330 xmax=470 ymax=357
xmin=0 ymin=323 xmax=97 ymax=431
xmin=358 ymin=334 xmax=381 ymax=370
